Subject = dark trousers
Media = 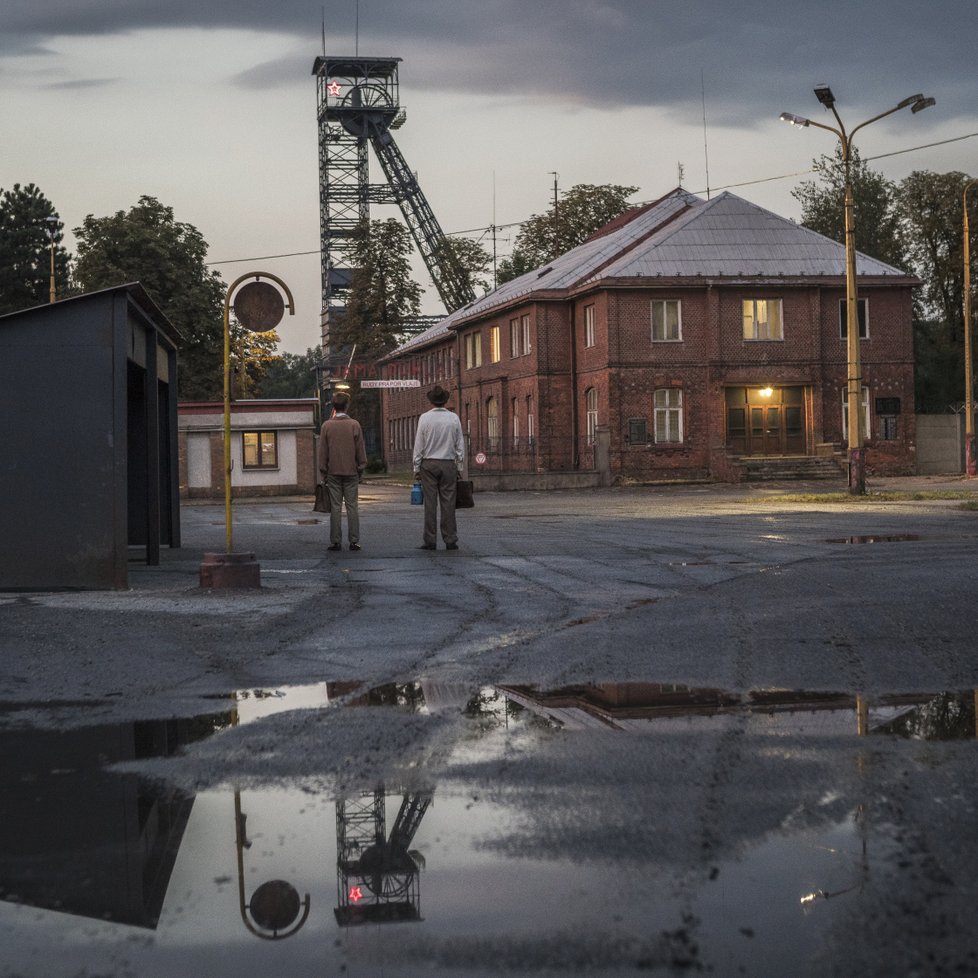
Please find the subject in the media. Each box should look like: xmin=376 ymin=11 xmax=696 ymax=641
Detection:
xmin=419 ymin=459 xmax=458 ymax=547
xmin=326 ymin=474 xmax=360 ymax=545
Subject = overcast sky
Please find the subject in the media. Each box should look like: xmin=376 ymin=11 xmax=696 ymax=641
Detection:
xmin=2 ymin=0 xmax=975 ymax=353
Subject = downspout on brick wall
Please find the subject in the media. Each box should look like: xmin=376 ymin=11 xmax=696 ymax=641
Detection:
xmin=570 ymin=303 xmax=579 ymax=469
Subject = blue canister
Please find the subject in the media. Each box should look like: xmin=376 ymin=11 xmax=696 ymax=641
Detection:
xmin=410 ymin=482 xmax=423 ymax=505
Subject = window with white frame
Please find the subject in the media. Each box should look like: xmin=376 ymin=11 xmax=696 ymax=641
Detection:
xmin=511 ymin=396 xmax=519 ymax=445
xmin=839 ymin=298 xmax=869 ymax=339
xmin=584 ymin=304 xmax=596 ymax=348
xmin=510 ymin=318 xmax=521 ymax=357
xmin=487 ymin=396 xmax=499 ymax=448
xmin=489 ymin=325 xmax=501 ymax=363
xmin=527 ymin=395 xmax=535 ymax=442
xmin=521 ymin=315 xmax=531 ymax=354
xmin=651 ymin=299 xmax=682 ymax=342
xmin=653 ymin=388 xmax=683 ymax=443
xmin=841 ymin=386 xmax=871 ymax=441
xmin=585 ymin=387 xmax=598 ymax=445
xmin=742 ymin=299 xmax=783 ymax=340
xmin=465 ymin=330 xmax=482 ymax=369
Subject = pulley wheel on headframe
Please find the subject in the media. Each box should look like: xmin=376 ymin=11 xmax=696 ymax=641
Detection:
xmin=233 ymin=281 xmax=286 ymax=332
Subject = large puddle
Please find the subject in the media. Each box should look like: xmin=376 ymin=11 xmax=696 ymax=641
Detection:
xmin=1 ymin=683 xmax=976 ymax=976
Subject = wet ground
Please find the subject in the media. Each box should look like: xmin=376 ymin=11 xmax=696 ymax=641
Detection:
xmin=1 ymin=477 xmax=977 ymax=976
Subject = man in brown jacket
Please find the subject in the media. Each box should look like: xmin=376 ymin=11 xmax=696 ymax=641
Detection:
xmin=318 ymin=391 xmax=367 ymax=551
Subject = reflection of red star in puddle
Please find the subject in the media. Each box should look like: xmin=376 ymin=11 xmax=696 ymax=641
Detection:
xmin=327 ymin=80 xmax=342 ymax=97
xmin=348 ymin=885 xmax=363 ymax=903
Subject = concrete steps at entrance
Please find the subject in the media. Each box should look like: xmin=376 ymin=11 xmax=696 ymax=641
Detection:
xmin=737 ymin=455 xmax=845 ymax=482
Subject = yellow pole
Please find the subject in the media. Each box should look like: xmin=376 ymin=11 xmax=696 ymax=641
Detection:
xmin=842 ymin=139 xmax=865 ymax=495
xmin=222 ymin=272 xmax=296 ymax=555
xmin=223 ymin=290 xmax=233 ymax=553
xmin=964 ymin=180 xmax=976 ymax=477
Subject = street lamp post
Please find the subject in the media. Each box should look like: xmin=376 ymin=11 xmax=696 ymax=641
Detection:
xmin=780 ymin=87 xmax=935 ymax=495
xmin=45 ymin=216 xmax=58 ymax=303
xmin=964 ymin=180 xmax=977 ymax=477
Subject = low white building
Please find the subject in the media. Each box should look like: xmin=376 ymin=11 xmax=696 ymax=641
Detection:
xmin=178 ymin=400 xmax=319 ymax=498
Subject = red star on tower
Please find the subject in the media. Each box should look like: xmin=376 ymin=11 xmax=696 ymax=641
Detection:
xmin=327 ymin=80 xmax=342 ymax=97
xmin=348 ymin=885 xmax=363 ymax=903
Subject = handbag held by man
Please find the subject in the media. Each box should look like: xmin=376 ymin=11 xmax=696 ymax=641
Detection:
xmin=455 ymin=479 xmax=475 ymax=509
xmin=313 ymin=482 xmax=331 ymax=513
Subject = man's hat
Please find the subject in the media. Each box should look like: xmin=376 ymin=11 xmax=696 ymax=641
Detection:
xmin=427 ymin=385 xmax=450 ymax=406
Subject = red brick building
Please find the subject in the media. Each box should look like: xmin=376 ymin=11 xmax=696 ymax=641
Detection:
xmin=381 ymin=188 xmax=918 ymax=484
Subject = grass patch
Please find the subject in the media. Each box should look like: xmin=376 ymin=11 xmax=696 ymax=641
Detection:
xmin=752 ymin=489 xmax=978 ymax=504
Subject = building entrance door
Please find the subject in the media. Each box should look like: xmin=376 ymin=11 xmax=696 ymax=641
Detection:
xmin=726 ymin=387 xmax=807 ymax=456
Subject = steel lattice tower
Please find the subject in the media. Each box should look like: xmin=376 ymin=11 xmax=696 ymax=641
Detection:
xmin=312 ymin=55 xmax=475 ymax=377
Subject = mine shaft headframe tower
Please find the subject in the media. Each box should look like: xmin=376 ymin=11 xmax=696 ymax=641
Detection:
xmin=312 ymin=55 xmax=475 ymax=352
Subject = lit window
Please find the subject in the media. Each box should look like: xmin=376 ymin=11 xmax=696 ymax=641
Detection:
xmin=584 ymin=304 xmax=596 ymax=348
xmin=510 ymin=318 xmax=521 ymax=357
xmin=839 ymin=298 xmax=869 ymax=340
xmin=242 ymin=431 xmax=278 ymax=468
xmin=743 ymin=299 xmax=783 ymax=341
xmin=585 ymin=387 xmax=598 ymax=445
xmin=489 ymin=325 xmax=501 ymax=363
xmin=653 ymin=389 xmax=683 ymax=443
xmin=651 ymin=300 xmax=682 ymax=342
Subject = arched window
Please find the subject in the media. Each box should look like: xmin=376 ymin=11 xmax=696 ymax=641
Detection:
xmin=585 ymin=387 xmax=598 ymax=445
xmin=487 ymin=396 xmax=499 ymax=450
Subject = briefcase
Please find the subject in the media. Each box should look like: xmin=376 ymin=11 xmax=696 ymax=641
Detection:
xmin=456 ymin=479 xmax=475 ymax=509
xmin=313 ymin=483 xmax=331 ymax=513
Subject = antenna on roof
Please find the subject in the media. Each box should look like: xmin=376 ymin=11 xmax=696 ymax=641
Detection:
xmin=677 ymin=162 xmax=685 ymax=187
xmin=701 ymin=69 xmax=711 ymax=200
xmin=321 ymin=6 xmax=326 ymax=56
xmin=355 ymin=0 xmax=360 ymax=55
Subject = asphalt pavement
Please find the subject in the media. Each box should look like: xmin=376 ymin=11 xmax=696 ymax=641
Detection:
xmin=2 ymin=475 xmax=978 ymax=977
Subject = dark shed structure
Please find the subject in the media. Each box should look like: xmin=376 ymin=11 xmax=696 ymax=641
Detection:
xmin=0 ymin=284 xmax=181 ymax=589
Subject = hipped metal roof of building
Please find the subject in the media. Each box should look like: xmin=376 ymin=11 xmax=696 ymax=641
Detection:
xmin=392 ymin=187 xmax=915 ymax=357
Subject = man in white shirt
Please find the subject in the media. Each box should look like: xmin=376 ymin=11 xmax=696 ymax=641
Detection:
xmin=412 ymin=385 xmax=466 ymax=550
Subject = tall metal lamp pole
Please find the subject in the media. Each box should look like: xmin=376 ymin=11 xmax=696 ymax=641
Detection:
xmin=780 ymin=87 xmax=935 ymax=495
xmin=964 ymin=180 xmax=977 ymax=476
xmin=45 ymin=216 xmax=58 ymax=303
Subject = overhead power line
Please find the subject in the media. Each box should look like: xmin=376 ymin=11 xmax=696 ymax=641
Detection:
xmin=206 ymin=130 xmax=978 ymax=267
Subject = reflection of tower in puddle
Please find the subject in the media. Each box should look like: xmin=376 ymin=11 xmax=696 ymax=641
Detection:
xmin=335 ymin=787 xmax=432 ymax=926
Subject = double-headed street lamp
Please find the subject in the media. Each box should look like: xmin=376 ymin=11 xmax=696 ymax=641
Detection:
xmin=964 ymin=180 xmax=977 ymax=477
xmin=781 ymin=86 xmax=935 ymax=495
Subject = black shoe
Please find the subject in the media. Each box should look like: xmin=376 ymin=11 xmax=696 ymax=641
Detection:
xmin=446 ymin=543 xmax=459 ymax=550
xmin=418 ymin=543 xmax=436 ymax=550
xmin=349 ymin=543 xmax=361 ymax=551
xmin=327 ymin=543 xmax=342 ymax=552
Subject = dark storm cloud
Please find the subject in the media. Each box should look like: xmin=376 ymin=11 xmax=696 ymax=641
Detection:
xmin=2 ymin=0 xmax=972 ymax=122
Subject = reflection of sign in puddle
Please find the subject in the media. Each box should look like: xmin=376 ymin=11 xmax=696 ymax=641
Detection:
xmin=1 ymin=683 xmax=975 ymax=976
xmin=825 ymin=534 xmax=926 ymax=544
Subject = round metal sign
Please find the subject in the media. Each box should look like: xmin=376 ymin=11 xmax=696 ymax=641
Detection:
xmin=475 ymin=452 xmax=487 ymax=465
xmin=233 ymin=281 xmax=285 ymax=332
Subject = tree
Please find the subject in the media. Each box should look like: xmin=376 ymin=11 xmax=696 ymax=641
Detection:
xmin=894 ymin=170 xmax=977 ymax=413
xmin=229 ymin=321 xmax=280 ymax=399
xmin=0 ymin=183 xmax=72 ymax=314
xmin=497 ymin=183 xmax=638 ymax=284
xmin=895 ymin=170 xmax=974 ymax=329
xmin=791 ymin=146 xmax=907 ymax=269
xmin=332 ymin=218 xmax=423 ymax=362
xmin=72 ymin=196 xmax=227 ymax=399
xmin=258 ymin=346 xmax=322 ymax=399
xmin=434 ymin=234 xmax=494 ymax=298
